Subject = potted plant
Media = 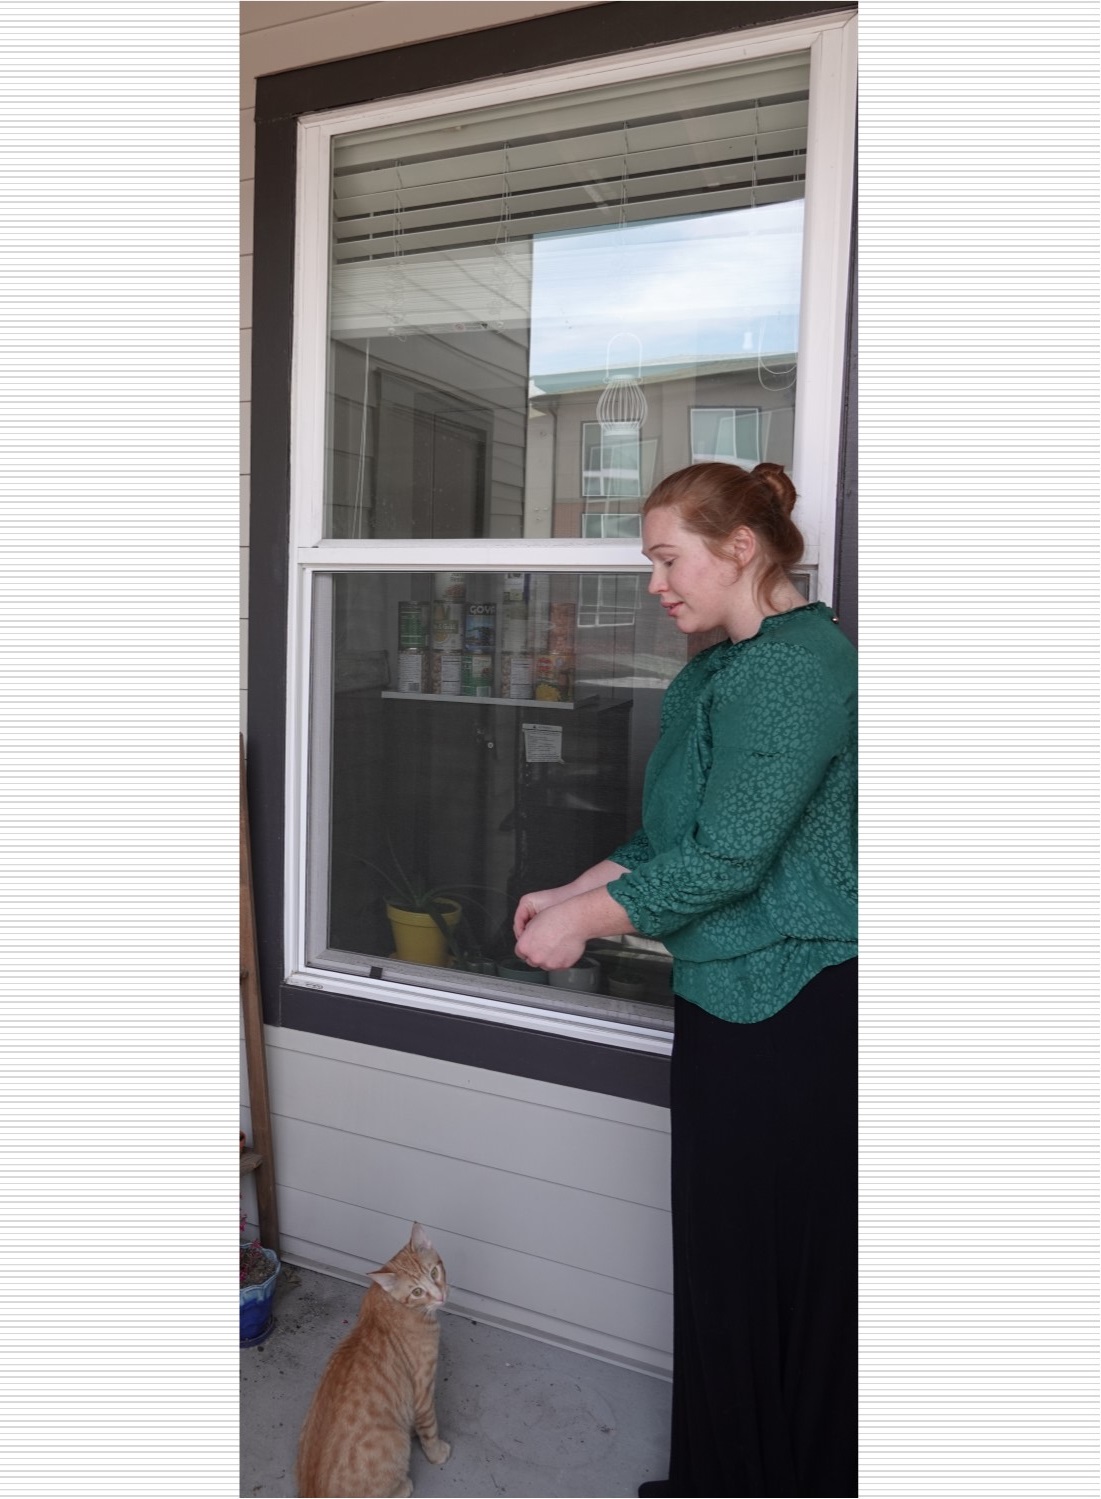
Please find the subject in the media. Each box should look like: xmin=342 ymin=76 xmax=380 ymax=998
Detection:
xmin=605 ymin=954 xmax=646 ymax=1001
xmin=548 ymin=954 xmax=602 ymax=992
xmin=449 ymin=910 xmax=498 ymax=975
xmin=357 ymin=845 xmax=463 ymax=966
xmin=240 ymin=1209 xmax=280 ymax=1348
xmin=358 ymin=840 xmax=500 ymax=969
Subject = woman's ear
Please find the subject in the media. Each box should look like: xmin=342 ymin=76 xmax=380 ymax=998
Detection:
xmin=728 ymin=525 xmax=758 ymax=568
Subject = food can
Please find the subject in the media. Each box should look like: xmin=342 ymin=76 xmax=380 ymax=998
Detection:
xmin=463 ymin=602 xmax=497 ymax=654
xmin=502 ymin=573 xmax=529 ymax=605
xmin=396 ymin=649 xmax=428 ymax=693
xmin=430 ymin=650 xmax=462 ymax=696
xmin=398 ymin=601 xmax=430 ymax=651
xmin=500 ymin=652 xmax=533 ymax=700
xmin=431 ymin=600 xmax=463 ymax=652
xmin=547 ymin=601 xmax=576 ymax=654
xmin=461 ymin=652 xmax=494 ymax=697
xmin=534 ymin=652 xmax=574 ymax=702
xmin=434 ymin=573 xmax=466 ymax=601
xmin=501 ymin=601 xmax=529 ymax=654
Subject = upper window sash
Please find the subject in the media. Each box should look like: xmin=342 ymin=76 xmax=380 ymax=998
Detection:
xmin=289 ymin=13 xmax=856 ymax=578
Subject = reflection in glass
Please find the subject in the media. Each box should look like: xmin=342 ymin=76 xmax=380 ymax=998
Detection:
xmin=690 ymin=407 xmax=762 ymax=466
xmin=324 ymin=54 xmax=809 ymax=539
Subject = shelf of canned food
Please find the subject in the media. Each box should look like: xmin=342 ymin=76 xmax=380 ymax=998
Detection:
xmin=394 ymin=572 xmax=580 ymax=704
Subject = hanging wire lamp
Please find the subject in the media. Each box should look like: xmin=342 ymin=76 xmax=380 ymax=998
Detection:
xmin=597 ymin=332 xmax=648 ymax=436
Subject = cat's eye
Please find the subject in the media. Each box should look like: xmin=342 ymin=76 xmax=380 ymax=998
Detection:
xmin=411 ymin=1287 xmax=424 ymax=1297
xmin=430 ymin=1266 xmax=440 ymax=1281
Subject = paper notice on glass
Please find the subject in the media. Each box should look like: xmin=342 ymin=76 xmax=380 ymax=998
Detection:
xmin=522 ymin=723 xmax=564 ymax=764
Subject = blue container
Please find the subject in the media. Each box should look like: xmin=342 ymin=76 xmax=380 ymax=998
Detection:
xmin=240 ymin=1247 xmax=280 ymax=1347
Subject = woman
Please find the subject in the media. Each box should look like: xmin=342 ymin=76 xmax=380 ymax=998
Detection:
xmin=513 ymin=462 xmax=857 ymax=1497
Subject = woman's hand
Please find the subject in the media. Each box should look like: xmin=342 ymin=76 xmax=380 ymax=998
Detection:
xmin=515 ymin=884 xmax=638 ymax=971
xmin=512 ymin=887 xmax=570 ymax=941
xmin=512 ymin=860 xmax=631 ymax=942
xmin=514 ymin=901 xmax=588 ymax=971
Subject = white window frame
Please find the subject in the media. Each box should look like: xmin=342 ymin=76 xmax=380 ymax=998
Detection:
xmin=283 ymin=13 xmax=857 ymax=1052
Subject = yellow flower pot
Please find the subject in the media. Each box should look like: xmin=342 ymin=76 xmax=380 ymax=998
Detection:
xmin=386 ymin=899 xmax=461 ymax=967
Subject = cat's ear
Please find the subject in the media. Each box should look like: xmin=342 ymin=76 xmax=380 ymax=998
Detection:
xmin=410 ymin=1222 xmax=433 ymax=1253
xmin=368 ymin=1271 xmax=399 ymax=1295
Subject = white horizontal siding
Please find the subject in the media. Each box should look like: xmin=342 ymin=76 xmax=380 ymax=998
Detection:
xmin=277 ymin=1187 xmax=673 ymax=1374
xmin=241 ymin=1024 xmax=673 ymax=1371
xmin=265 ymin=1044 xmax=670 ymax=1210
xmin=240 ymin=2 xmax=600 ymax=109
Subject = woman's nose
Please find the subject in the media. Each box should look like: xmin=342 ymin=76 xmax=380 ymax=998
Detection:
xmin=647 ymin=570 xmax=665 ymax=595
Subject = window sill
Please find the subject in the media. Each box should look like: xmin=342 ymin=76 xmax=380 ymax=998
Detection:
xmin=294 ymin=953 xmax=673 ymax=1047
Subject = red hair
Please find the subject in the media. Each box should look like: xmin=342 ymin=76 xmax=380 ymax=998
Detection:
xmin=643 ymin=462 xmax=803 ymax=607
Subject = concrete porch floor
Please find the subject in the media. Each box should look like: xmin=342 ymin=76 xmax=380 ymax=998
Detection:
xmin=241 ymin=1263 xmax=672 ymax=1498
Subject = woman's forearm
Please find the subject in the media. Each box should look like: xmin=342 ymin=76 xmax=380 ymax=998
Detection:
xmin=561 ymin=859 xmax=630 ymax=898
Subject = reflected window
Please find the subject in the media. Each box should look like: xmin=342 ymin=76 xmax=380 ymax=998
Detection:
xmin=690 ymin=406 xmax=763 ymax=466
xmin=581 ymin=422 xmax=642 ymax=499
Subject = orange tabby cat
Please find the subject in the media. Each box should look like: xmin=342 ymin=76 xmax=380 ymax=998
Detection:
xmin=296 ymin=1223 xmax=451 ymax=1498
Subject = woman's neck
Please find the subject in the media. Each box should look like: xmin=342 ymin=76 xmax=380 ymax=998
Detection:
xmin=726 ymin=578 xmax=808 ymax=642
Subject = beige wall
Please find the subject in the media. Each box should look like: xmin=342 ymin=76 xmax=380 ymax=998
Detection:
xmin=240 ymin=0 xmax=602 ymax=730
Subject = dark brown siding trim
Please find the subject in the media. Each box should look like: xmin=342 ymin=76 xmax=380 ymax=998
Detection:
xmin=254 ymin=3 xmax=853 ymax=123
xmin=280 ymin=984 xmax=670 ymax=1106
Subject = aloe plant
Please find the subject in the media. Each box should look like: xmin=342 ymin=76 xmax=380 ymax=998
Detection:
xmin=356 ymin=835 xmax=500 ymax=956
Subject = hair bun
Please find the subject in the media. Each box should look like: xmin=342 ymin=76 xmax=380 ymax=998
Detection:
xmin=752 ymin=462 xmax=796 ymax=517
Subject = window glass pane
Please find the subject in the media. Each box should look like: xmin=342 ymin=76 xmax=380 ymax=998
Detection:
xmin=308 ymin=570 xmax=689 ymax=1025
xmin=324 ymin=53 xmax=809 ymax=538
xmin=690 ymin=406 xmax=762 ymax=465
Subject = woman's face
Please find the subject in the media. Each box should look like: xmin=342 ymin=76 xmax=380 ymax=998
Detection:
xmin=642 ymin=505 xmax=742 ymax=637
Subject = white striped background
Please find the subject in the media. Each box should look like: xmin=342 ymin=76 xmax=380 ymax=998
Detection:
xmin=1 ymin=2 xmax=1098 ymax=1496
xmin=0 ymin=3 xmax=240 ymax=1495
xmin=858 ymin=1 xmax=1099 ymax=1496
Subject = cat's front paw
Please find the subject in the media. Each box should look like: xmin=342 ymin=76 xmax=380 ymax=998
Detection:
xmin=422 ymin=1438 xmax=450 ymax=1466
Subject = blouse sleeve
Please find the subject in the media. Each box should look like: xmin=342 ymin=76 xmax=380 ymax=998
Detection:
xmin=607 ymin=643 xmax=848 ymax=938
xmin=606 ymin=826 xmax=655 ymax=870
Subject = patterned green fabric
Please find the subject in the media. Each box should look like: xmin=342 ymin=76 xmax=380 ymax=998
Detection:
xmin=607 ymin=602 xmax=857 ymax=1023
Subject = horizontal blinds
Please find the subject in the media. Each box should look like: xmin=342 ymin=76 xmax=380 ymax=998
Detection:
xmin=330 ymin=242 xmax=534 ymax=337
xmin=333 ymin=102 xmax=806 ymax=262
xmin=332 ymin=54 xmax=809 ymax=172
xmin=328 ymin=53 xmax=809 ymax=334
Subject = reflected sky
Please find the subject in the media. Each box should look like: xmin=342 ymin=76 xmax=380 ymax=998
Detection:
xmin=529 ymin=201 xmax=802 ymax=383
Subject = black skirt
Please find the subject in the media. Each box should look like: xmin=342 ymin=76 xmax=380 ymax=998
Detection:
xmin=657 ymin=958 xmax=858 ymax=1498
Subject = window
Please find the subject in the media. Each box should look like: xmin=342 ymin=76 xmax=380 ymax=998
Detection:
xmin=581 ymin=422 xmax=652 ymax=502
xmin=274 ymin=15 xmax=856 ymax=1057
xmin=690 ymin=406 xmax=764 ymax=466
xmin=307 ymin=568 xmax=675 ymax=1028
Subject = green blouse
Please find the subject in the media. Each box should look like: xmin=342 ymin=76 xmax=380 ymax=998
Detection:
xmin=607 ymin=602 xmax=857 ymax=1023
